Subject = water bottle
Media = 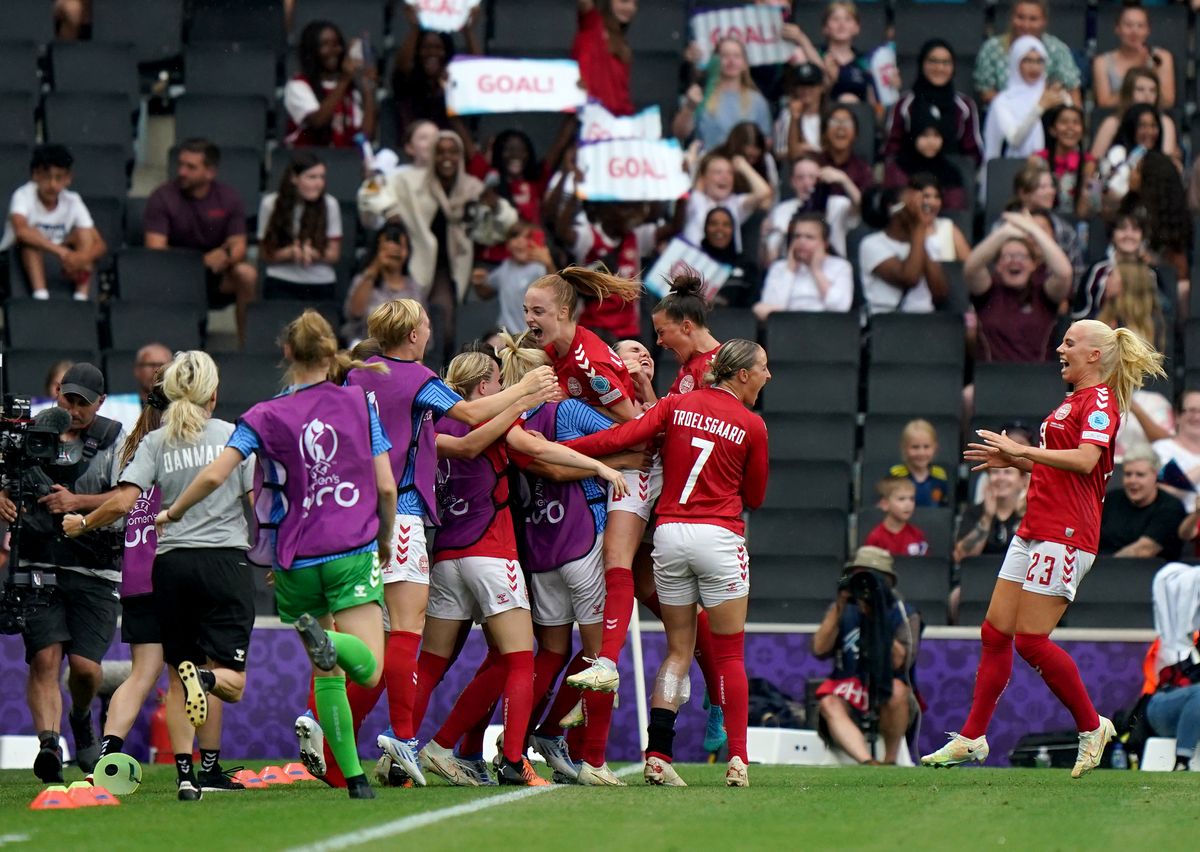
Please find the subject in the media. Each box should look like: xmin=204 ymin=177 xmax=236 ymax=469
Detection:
xmin=1034 ymin=746 xmax=1051 ymax=768
xmin=1111 ymin=741 xmax=1128 ymax=770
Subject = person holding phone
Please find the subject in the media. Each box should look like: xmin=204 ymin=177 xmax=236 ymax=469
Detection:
xmin=285 ymin=20 xmax=378 ymax=148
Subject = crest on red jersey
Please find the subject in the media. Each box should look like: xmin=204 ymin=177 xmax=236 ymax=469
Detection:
xmin=1054 ymin=403 xmax=1072 ymax=421
xmin=567 ymin=377 xmax=583 ymax=396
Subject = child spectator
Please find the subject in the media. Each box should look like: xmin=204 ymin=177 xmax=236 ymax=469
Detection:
xmin=723 ymin=121 xmax=780 ymax=199
xmin=1 ymin=144 xmax=105 ymax=301
xmin=763 ymin=153 xmax=857 ymax=262
xmin=257 ymin=151 xmax=342 ymax=302
xmin=1034 ymin=104 xmax=1096 ymax=218
xmin=819 ymin=1 xmax=880 ymax=117
xmin=342 ymin=222 xmax=422 ymax=344
xmin=472 ymin=221 xmax=554 ymax=335
xmin=890 ymin=419 xmax=949 ymax=507
xmin=682 ymin=152 xmax=773 ymax=255
xmin=1092 ymin=69 xmax=1180 ymax=170
xmin=753 ymin=212 xmax=853 ymax=318
xmin=819 ymin=104 xmax=875 ymax=197
xmin=777 ymin=62 xmax=827 ymax=161
xmin=285 ymin=20 xmax=377 ymax=148
xmin=884 ymin=107 xmax=967 ymax=212
xmin=700 ymin=207 xmax=760 ymax=308
xmin=1072 ymin=211 xmax=1164 ymax=350
xmin=858 ymin=184 xmax=948 ymax=314
xmin=865 ymin=477 xmax=929 ymax=557
xmin=675 ymin=37 xmax=773 ymax=152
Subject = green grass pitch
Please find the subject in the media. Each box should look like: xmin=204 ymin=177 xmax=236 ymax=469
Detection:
xmin=2 ymin=762 xmax=1198 ymax=851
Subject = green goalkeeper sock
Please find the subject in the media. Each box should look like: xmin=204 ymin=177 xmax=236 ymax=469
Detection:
xmin=314 ymin=676 xmax=363 ymax=780
xmin=328 ymin=630 xmax=377 ymax=686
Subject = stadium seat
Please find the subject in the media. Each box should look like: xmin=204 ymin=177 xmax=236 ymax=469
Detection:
xmin=115 ymin=248 xmax=207 ymax=307
xmin=213 ymin=352 xmax=286 ymax=409
xmin=762 ymin=413 xmax=857 ymax=463
xmin=764 ymin=459 xmax=852 ymax=510
xmin=243 ymin=301 xmax=340 ymax=354
xmin=973 ymin=361 xmax=1064 ymax=424
xmin=169 ymin=145 xmax=262 ymax=220
xmin=857 ymin=506 xmax=955 ymax=559
xmin=866 ymin=363 xmax=962 ymax=417
xmin=957 ymin=554 xmax=1001 ymax=625
xmin=0 ymin=40 xmax=41 ymax=98
xmin=891 ymin=1 xmax=985 ymax=57
xmin=0 ymin=144 xmax=32 ymax=200
xmin=184 ymin=45 xmax=279 ymax=105
xmin=103 ymin=350 xmax=140 ymax=395
xmin=761 ymin=363 xmax=858 ymax=414
xmin=3 ymin=349 xmax=102 ymax=398
xmin=174 ymin=94 xmax=269 ymax=151
xmin=860 ymin=412 xmax=960 ymax=497
xmin=707 ymin=308 xmax=759 ymax=344
xmin=870 ymin=312 xmax=965 ymax=369
xmin=751 ymin=507 xmax=848 ymax=561
xmin=844 ymin=101 xmax=877 ymax=165
xmin=940 ymin=261 xmax=970 ymax=315
xmin=1062 ymin=557 xmax=1161 ymax=630
xmin=107 ymin=302 xmax=204 ymax=352
xmin=50 ymin=41 xmax=139 ymax=106
xmin=62 ymin=144 xmax=129 ymax=199
xmin=627 ymin=4 xmax=686 ymax=53
xmin=124 ymin=196 xmax=148 ymax=247
xmin=0 ymin=93 xmax=36 ymax=146
xmin=5 ymin=299 xmax=100 ymax=351
xmin=628 ymin=51 xmax=683 ymax=122
xmin=984 ymin=158 xmax=1028 ymax=229
xmin=44 ymin=93 xmax=133 ymax=150
xmin=93 ymin=0 xmax=184 ymax=65
xmin=268 ymin=147 xmax=365 ymax=204
xmin=749 ymin=556 xmax=844 ymax=623
xmin=765 ymin=311 xmax=860 ymax=366
xmin=81 ymin=195 xmax=123 ymax=271
xmin=6 ymin=0 xmax=55 ymax=46
xmin=891 ymin=556 xmax=951 ymax=626
xmin=489 ymin=0 xmax=577 ymax=55
xmin=187 ymin=0 xmax=287 ymax=55
xmin=456 ymin=300 xmax=499 ymax=349
xmin=291 ymin=0 xmax=387 ymax=49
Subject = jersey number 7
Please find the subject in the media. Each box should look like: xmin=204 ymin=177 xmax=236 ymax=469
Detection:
xmin=680 ymin=437 xmax=715 ymax=504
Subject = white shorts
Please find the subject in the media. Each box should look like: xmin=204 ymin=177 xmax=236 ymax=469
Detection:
xmin=997 ymin=536 xmax=1095 ymax=602
xmin=529 ymin=537 xmax=605 ymax=627
xmin=651 ymin=522 xmax=749 ymax=608
xmin=381 ymin=514 xmax=429 ymax=585
xmin=607 ymin=456 xmax=663 ymax=522
xmin=428 ymin=556 xmax=529 ymax=620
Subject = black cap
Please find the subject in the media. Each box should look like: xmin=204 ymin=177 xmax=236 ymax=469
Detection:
xmin=60 ymin=362 xmax=105 ymax=404
xmin=791 ymin=62 xmax=824 ymax=88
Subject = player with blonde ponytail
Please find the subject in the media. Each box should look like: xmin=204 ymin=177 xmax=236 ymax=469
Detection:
xmin=924 ymin=319 xmax=1165 ymax=777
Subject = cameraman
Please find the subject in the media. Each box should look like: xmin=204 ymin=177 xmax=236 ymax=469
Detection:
xmin=812 ymin=546 xmax=918 ymax=764
xmin=0 ymin=362 xmax=124 ymax=782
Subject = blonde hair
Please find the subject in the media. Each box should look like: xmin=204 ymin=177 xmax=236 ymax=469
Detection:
xmin=496 ymin=329 xmax=551 ymax=388
xmin=900 ymin=418 xmax=938 ymax=449
xmin=1075 ymin=319 xmax=1166 ymax=412
xmin=1095 ymin=263 xmax=1163 ymax=351
xmin=877 ymin=475 xmax=916 ymax=501
xmin=823 ymin=1 xmax=861 ymax=27
xmin=444 ymin=351 xmax=496 ymax=398
xmin=367 ymin=299 xmax=425 ymax=349
xmin=330 ymin=338 xmax=383 ymax=385
xmin=282 ymin=309 xmax=385 ymax=384
xmin=704 ymin=37 xmax=759 ymax=115
xmin=703 ymin=339 xmax=762 ymax=386
xmin=162 ymin=351 xmax=218 ymax=446
xmin=528 ymin=265 xmax=642 ymax=321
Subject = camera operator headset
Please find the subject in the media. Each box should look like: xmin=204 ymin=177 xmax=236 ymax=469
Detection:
xmin=0 ymin=362 xmax=124 ymax=783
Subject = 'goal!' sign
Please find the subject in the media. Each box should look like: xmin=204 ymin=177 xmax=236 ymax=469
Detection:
xmin=406 ymin=0 xmax=481 ymax=33
xmin=446 ymin=57 xmax=587 ymax=115
xmin=690 ymin=4 xmax=792 ymax=68
xmin=579 ymin=101 xmax=662 ymax=143
xmin=576 ymin=138 xmax=690 ymax=202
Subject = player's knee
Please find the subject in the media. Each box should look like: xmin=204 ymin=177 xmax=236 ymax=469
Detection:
xmin=818 ymin=694 xmax=846 ymax=719
xmin=29 ymin=646 xmax=62 ymax=679
xmin=1013 ymin=632 xmax=1049 ymax=662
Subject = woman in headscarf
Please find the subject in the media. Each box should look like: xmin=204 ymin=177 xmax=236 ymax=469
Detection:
xmin=983 ymin=36 xmax=1070 ymax=162
xmin=885 ymin=103 xmax=967 ymax=212
xmin=884 ymin=38 xmax=983 ymax=166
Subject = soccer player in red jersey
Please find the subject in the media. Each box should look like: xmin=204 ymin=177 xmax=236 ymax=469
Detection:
xmin=566 ymin=340 xmax=771 ymax=787
xmin=923 ymin=320 xmax=1164 ymax=777
xmin=652 ymin=274 xmax=722 ymax=397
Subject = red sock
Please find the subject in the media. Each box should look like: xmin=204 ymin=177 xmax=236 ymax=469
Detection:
xmin=526 ymin=649 xmax=568 ymax=741
xmin=384 ymin=631 xmax=422 ymax=739
xmin=501 ymin=650 xmax=535 ymax=763
xmin=960 ymin=620 xmax=1014 ymax=739
xmin=580 ymin=690 xmax=615 ymax=766
xmin=1015 ymin=633 xmax=1100 ymax=731
xmin=565 ymin=723 xmax=584 ymax=757
xmin=599 ymin=568 xmax=635 ymax=662
xmin=461 ymin=701 xmax=495 ymax=757
xmin=641 ymin=590 xmax=663 ymax=620
xmin=694 ymin=609 xmax=720 ymax=698
xmin=411 ymin=651 xmax=451 ymax=733
xmin=537 ymin=651 xmax=588 ymax=737
xmin=434 ymin=651 xmax=505 ymax=749
xmin=712 ymin=630 xmax=747 ymax=762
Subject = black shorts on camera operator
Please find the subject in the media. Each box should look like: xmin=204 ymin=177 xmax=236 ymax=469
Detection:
xmin=0 ymin=363 xmax=124 ymax=783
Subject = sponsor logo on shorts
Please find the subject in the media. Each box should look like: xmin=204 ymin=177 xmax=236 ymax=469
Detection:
xmin=591 ymin=603 xmax=603 ymax=615
xmin=567 ymin=377 xmax=583 ymax=397
xmin=419 ymin=555 xmax=429 ymax=574
xmin=354 ymin=584 xmax=367 ymax=598
xmin=727 ymin=582 xmax=740 ymax=592
xmin=678 ymin=374 xmax=695 ymax=394
xmin=497 ymin=592 xmax=510 ymax=605
xmin=234 ymin=648 xmax=246 ymax=662
xmin=1054 ymin=403 xmax=1072 ymax=421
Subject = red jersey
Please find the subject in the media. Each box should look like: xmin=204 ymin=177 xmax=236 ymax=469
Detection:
xmin=1017 ymin=383 xmax=1120 ymax=554
xmin=670 ymin=344 xmax=721 ymax=395
xmin=547 ymin=326 xmax=636 ymax=412
xmin=572 ymin=8 xmax=634 ymax=117
xmin=865 ymin=521 xmax=928 ymax=557
xmin=566 ymin=387 xmax=769 ymax=534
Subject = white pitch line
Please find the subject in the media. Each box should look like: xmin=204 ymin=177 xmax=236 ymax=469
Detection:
xmin=284 ymin=765 xmax=642 ymax=852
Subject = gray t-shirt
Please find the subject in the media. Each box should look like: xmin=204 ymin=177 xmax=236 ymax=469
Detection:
xmin=120 ymin=418 xmax=254 ymax=554
xmin=488 ymin=259 xmax=544 ymax=335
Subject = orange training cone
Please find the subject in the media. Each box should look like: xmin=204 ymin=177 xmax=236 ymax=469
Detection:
xmin=90 ymin=786 xmax=120 ymax=806
xmin=29 ymin=788 xmax=78 ymax=810
xmin=258 ymin=765 xmax=294 ymax=785
xmin=232 ymin=769 xmax=269 ymax=789
xmin=283 ymin=762 xmax=318 ymax=781
xmin=67 ymin=785 xmax=100 ymax=807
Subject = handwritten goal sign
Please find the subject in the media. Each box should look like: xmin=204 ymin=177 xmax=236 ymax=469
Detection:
xmin=578 ymin=101 xmax=663 ymax=143
xmin=690 ymin=4 xmax=792 ymax=68
xmin=576 ymin=138 xmax=690 ymax=203
xmin=644 ymin=238 xmax=732 ymax=300
xmin=406 ymin=0 xmax=481 ymax=32
xmin=446 ymin=57 xmax=587 ymax=116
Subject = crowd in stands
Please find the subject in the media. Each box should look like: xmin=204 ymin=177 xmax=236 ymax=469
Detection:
xmin=8 ymin=0 xmax=1200 ymax=628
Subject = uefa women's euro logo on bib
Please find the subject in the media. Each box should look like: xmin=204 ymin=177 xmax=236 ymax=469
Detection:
xmin=299 ymin=418 xmax=361 ymax=513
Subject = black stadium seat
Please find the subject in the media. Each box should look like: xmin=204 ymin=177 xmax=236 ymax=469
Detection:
xmin=0 ymin=40 xmax=41 ymax=98
xmin=291 ymin=0 xmax=387 ymax=49
xmin=44 ymin=93 xmax=133 ymax=150
xmin=762 ymin=413 xmax=857 ymax=463
xmin=0 ymin=93 xmax=36 ymax=146
xmin=765 ymin=311 xmax=860 ymax=366
xmin=5 ymin=299 xmax=100 ymax=351
xmin=891 ymin=557 xmax=951 ymax=626
xmin=0 ymin=143 xmax=32 ymax=200
xmin=867 ymin=363 xmax=962 ymax=417
xmin=749 ymin=556 xmax=844 ymax=623
xmin=62 ymin=145 xmax=129 ymax=199
xmin=870 ymin=312 xmax=965 ymax=369
xmin=93 ymin=0 xmax=184 ymax=65
xmin=107 ymin=302 xmax=204 ymax=352
xmin=761 ymin=363 xmax=858 ymax=414
xmin=185 ymin=45 xmax=278 ymax=105
xmin=213 ymin=352 xmax=286 ymax=409
xmin=244 ymin=301 xmax=340 ymax=354
xmin=707 ymin=309 xmax=758 ymax=345
xmin=751 ymin=507 xmax=847 ymax=561
xmin=3 ymin=349 xmax=102 ymax=398
xmin=115 ymin=248 xmax=207 ymax=308
xmin=7 ymin=0 xmax=56 ymax=46
xmin=174 ymin=94 xmax=269 ymax=151
xmin=973 ymin=362 xmax=1064 ymax=424
xmin=763 ymin=460 xmax=852 ymax=511
xmin=103 ymin=350 xmax=140 ymax=395
xmin=51 ymin=42 xmax=139 ymax=106
xmin=188 ymin=0 xmax=287 ymax=55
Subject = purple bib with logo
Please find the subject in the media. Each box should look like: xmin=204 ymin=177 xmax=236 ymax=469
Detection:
xmin=240 ymin=382 xmax=379 ymax=569
xmin=121 ymin=486 xmax=160 ymax=597
xmin=432 ymin=418 xmax=505 ymax=553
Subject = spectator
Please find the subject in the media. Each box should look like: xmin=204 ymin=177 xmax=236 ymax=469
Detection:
xmin=675 ymin=38 xmax=773 ymax=153
xmin=1099 ymin=445 xmax=1185 ymax=559
xmin=1034 ymin=105 xmax=1096 ymax=219
xmin=819 ymin=1 xmax=880 ymax=114
xmin=891 ymin=419 xmax=949 ymax=508
xmin=573 ymin=0 xmax=637 ymax=117
xmin=883 ymin=38 xmax=982 ymax=167
xmin=143 ymin=139 xmax=257 ymax=346
xmin=965 ymin=211 xmax=1072 ymax=363
xmin=257 ymin=151 xmax=342 ymax=302
xmin=1092 ymin=69 xmax=1180 ymax=170
xmin=884 ymin=107 xmax=968 ymax=213
xmin=813 ymin=546 xmax=916 ymax=764
xmin=682 ymin=152 xmax=772 ymax=255
xmin=973 ymin=0 xmax=1081 ymax=106
xmin=865 ymin=477 xmax=929 ymax=557
xmin=1153 ymin=391 xmax=1200 ymax=513
xmin=391 ymin=4 xmax=480 ymax=137
xmin=819 ymin=104 xmax=875 ymax=197
xmin=133 ymin=343 xmax=171 ymax=407
xmin=723 ymin=121 xmax=780 ymax=199
xmin=1147 ymin=674 xmax=1200 ymax=772
xmin=858 ymin=184 xmax=948 ymax=314
xmin=1009 ymin=161 xmax=1085 ymax=288
xmin=954 ymin=466 xmax=1027 ymax=563
xmin=541 ymin=139 xmax=582 ymax=234
xmin=43 ymin=359 xmax=73 ymax=400
xmin=762 ymin=153 xmax=857 ymax=262
xmin=908 ymin=175 xmax=970 ymax=262
xmin=1092 ymin=2 xmax=1175 ymax=110
xmin=472 ymin=221 xmax=554 ymax=335
xmin=398 ymin=119 xmax=439 ymax=170
xmin=1072 ymin=211 xmax=1164 ymax=350
xmin=342 ymin=222 xmax=422 ymax=344
xmin=359 ymin=130 xmax=516 ymax=367
xmin=1 ymin=145 xmax=106 ymax=301
xmin=753 ymin=212 xmax=853 ymax=318
xmin=1098 ymin=104 xmax=1166 ymax=209
xmin=285 ymin=20 xmax=377 ymax=148
xmin=983 ymin=36 xmax=1073 ymax=163
xmin=699 ymin=207 xmax=760 ymax=309
xmin=54 ymin=0 xmax=89 ymax=40
xmin=777 ymin=62 xmax=827 ymax=161
xmin=467 ymin=130 xmax=552 ymax=243
xmin=1122 ymin=152 xmax=1191 ymax=286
